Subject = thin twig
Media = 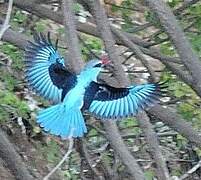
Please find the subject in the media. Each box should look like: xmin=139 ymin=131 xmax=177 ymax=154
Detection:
xmin=179 ymin=160 xmax=201 ymax=180
xmin=144 ymin=0 xmax=201 ymax=97
xmin=112 ymin=27 xmax=157 ymax=82
xmin=0 ymin=0 xmax=13 ymax=40
xmin=43 ymin=137 xmax=74 ymax=180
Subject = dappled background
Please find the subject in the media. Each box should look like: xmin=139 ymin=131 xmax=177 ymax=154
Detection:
xmin=1 ymin=0 xmax=201 ymax=179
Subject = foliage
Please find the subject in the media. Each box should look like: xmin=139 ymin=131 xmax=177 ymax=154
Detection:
xmin=0 ymin=90 xmax=30 ymax=122
xmin=0 ymin=43 xmax=24 ymax=71
xmin=0 ymin=43 xmax=29 ymax=123
xmin=11 ymin=10 xmax=28 ymax=31
xmin=110 ymin=0 xmax=136 ymax=31
xmin=144 ymin=170 xmax=155 ymax=180
xmin=81 ymin=34 xmax=103 ymax=60
xmin=167 ymin=0 xmax=182 ymax=8
xmin=35 ymin=20 xmax=46 ymax=32
xmin=1 ymin=0 xmax=201 ymax=179
xmin=41 ymin=139 xmax=61 ymax=163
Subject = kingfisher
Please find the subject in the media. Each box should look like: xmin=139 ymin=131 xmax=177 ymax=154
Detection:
xmin=25 ymin=33 xmax=166 ymax=138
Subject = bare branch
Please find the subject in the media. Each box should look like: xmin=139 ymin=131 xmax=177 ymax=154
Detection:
xmin=0 ymin=0 xmax=13 ymax=40
xmin=43 ymin=137 xmax=74 ymax=180
xmin=103 ymin=121 xmax=145 ymax=179
xmin=112 ymin=27 xmax=157 ymax=82
xmin=137 ymin=112 xmax=170 ymax=180
xmin=105 ymin=18 xmax=170 ymax=180
xmin=12 ymin=0 xmax=194 ymax=84
xmin=144 ymin=0 xmax=201 ymax=97
xmin=0 ymin=129 xmax=35 ymax=180
xmin=0 ymin=24 xmax=30 ymax=49
xmin=179 ymin=160 xmax=201 ymax=180
xmin=2 ymin=19 xmax=201 ymax=148
xmin=148 ymin=104 xmax=201 ymax=146
xmin=62 ymin=0 xmax=84 ymax=72
xmin=174 ymin=0 xmax=200 ymax=16
xmin=110 ymin=27 xmax=177 ymax=179
xmin=80 ymin=139 xmax=105 ymax=180
xmin=140 ymin=47 xmax=181 ymax=64
xmin=89 ymin=0 xmax=145 ymax=179
xmin=13 ymin=0 xmax=153 ymax=48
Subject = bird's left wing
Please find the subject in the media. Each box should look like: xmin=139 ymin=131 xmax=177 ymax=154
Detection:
xmin=84 ymin=82 xmax=166 ymax=119
xmin=25 ymin=33 xmax=77 ymax=103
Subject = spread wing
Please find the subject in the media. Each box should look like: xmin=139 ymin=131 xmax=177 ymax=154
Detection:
xmin=25 ymin=33 xmax=77 ymax=103
xmin=84 ymin=82 xmax=166 ymax=119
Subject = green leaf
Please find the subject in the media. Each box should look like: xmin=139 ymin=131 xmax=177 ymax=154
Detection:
xmin=35 ymin=21 xmax=46 ymax=32
xmin=0 ymin=90 xmax=30 ymax=119
xmin=178 ymin=103 xmax=194 ymax=120
xmin=0 ymin=43 xmax=24 ymax=71
xmin=13 ymin=10 xmax=27 ymax=23
xmin=144 ymin=170 xmax=155 ymax=180
xmin=168 ymin=0 xmax=182 ymax=8
xmin=43 ymin=140 xmax=60 ymax=163
xmin=160 ymin=42 xmax=176 ymax=56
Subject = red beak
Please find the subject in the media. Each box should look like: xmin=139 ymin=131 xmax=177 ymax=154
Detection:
xmin=101 ymin=54 xmax=111 ymax=65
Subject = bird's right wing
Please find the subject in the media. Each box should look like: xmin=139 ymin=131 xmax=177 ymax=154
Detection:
xmin=25 ymin=33 xmax=77 ymax=103
xmin=84 ymin=82 xmax=166 ymax=119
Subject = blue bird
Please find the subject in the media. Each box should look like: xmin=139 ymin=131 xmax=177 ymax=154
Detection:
xmin=25 ymin=33 xmax=166 ymax=138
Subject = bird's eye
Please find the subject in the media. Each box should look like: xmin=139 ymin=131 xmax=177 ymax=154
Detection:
xmin=56 ymin=58 xmax=59 ymax=63
xmin=56 ymin=58 xmax=63 ymax=64
xmin=94 ymin=63 xmax=102 ymax=68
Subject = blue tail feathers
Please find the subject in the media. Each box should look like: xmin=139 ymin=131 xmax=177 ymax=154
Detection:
xmin=37 ymin=104 xmax=87 ymax=138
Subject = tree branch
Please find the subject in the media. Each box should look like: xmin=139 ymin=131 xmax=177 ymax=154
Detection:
xmin=179 ymin=160 xmax=201 ymax=180
xmin=43 ymin=137 xmax=74 ymax=180
xmin=0 ymin=0 xmax=13 ymax=40
xmin=144 ymin=0 xmax=201 ymax=97
xmin=112 ymin=27 xmax=157 ymax=82
xmin=137 ymin=112 xmax=170 ymax=180
xmin=2 ymin=19 xmax=201 ymax=148
xmin=80 ymin=139 xmax=105 ymax=180
xmin=103 ymin=121 xmax=145 ymax=179
xmin=174 ymin=0 xmax=200 ymax=16
xmin=0 ymin=129 xmax=35 ymax=180
xmin=1 ymin=2 xmax=201 ymax=178
xmin=11 ymin=0 xmax=193 ymax=81
xmin=62 ymin=0 xmax=84 ymax=72
xmin=0 ymin=24 xmax=30 ymax=49
xmin=89 ymin=0 xmax=146 ymax=179
xmin=148 ymin=104 xmax=201 ymax=146
xmin=13 ymin=0 xmax=154 ymax=48
xmin=110 ymin=18 xmax=170 ymax=180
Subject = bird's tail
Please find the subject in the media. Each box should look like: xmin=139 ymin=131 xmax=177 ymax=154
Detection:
xmin=37 ymin=104 xmax=87 ymax=138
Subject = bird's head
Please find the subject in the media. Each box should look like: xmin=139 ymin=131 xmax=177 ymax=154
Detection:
xmin=81 ymin=55 xmax=111 ymax=82
xmin=84 ymin=55 xmax=111 ymax=70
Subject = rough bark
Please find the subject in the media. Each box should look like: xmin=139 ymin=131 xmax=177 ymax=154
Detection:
xmin=2 ymin=22 xmax=201 ymax=148
xmin=62 ymin=1 xmax=144 ymax=179
xmin=13 ymin=0 xmax=153 ymax=48
xmin=144 ymin=0 xmax=201 ymax=97
xmin=111 ymin=24 xmax=170 ymax=180
xmin=1 ymin=1 xmax=201 ymax=179
xmin=90 ymin=0 xmax=146 ymax=179
xmin=148 ymin=104 xmax=201 ymax=147
xmin=137 ymin=112 xmax=170 ymax=180
xmin=0 ymin=129 xmax=35 ymax=180
xmin=62 ymin=0 xmax=84 ymax=72
xmin=0 ymin=25 xmax=29 ymax=49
